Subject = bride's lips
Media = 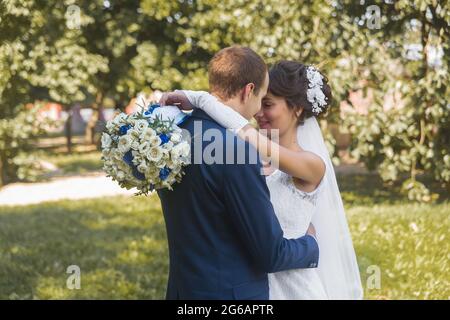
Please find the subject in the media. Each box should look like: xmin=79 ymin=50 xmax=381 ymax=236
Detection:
xmin=258 ymin=120 xmax=271 ymax=129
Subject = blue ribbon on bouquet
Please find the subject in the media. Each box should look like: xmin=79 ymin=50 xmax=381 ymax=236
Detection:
xmin=143 ymin=103 xmax=190 ymax=126
xmin=143 ymin=103 xmax=160 ymax=117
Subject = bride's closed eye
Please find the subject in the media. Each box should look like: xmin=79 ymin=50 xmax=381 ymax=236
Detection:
xmin=262 ymin=101 xmax=273 ymax=109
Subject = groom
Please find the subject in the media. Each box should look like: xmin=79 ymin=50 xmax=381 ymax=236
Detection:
xmin=157 ymin=46 xmax=319 ymax=300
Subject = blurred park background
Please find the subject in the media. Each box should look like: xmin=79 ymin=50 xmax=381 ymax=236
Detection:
xmin=0 ymin=0 xmax=448 ymax=299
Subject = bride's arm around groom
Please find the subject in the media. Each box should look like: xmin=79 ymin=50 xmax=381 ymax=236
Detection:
xmin=222 ymin=142 xmax=320 ymax=272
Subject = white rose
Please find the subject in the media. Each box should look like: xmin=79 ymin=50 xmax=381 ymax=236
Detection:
xmin=166 ymin=159 xmax=177 ymax=169
xmin=162 ymin=141 xmax=174 ymax=151
xmin=138 ymin=142 xmax=151 ymax=154
xmin=170 ymin=132 xmax=182 ymax=143
xmin=101 ymin=132 xmax=112 ymax=150
xmin=161 ymin=148 xmax=170 ymax=159
xmin=114 ymin=113 xmax=128 ymax=126
xmin=127 ymin=129 xmax=140 ymax=139
xmin=137 ymin=162 xmax=148 ymax=173
xmin=149 ymin=135 xmax=161 ymax=147
xmin=131 ymin=141 xmax=140 ymax=150
xmin=127 ymin=118 xmax=137 ymax=126
xmin=181 ymin=143 xmax=190 ymax=157
xmin=146 ymin=167 xmax=160 ymax=178
xmin=146 ymin=146 xmax=163 ymax=162
xmin=106 ymin=121 xmax=115 ymax=132
xmin=135 ymin=120 xmax=149 ymax=132
xmin=113 ymin=149 xmax=124 ymax=161
xmin=155 ymin=159 xmax=166 ymax=168
xmin=171 ymin=143 xmax=190 ymax=159
xmin=132 ymin=151 xmax=143 ymax=166
xmin=140 ymin=128 xmax=156 ymax=141
xmin=170 ymin=145 xmax=181 ymax=159
xmin=102 ymin=148 xmax=111 ymax=158
xmin=118 ymin=135 xmax=132 ymax=153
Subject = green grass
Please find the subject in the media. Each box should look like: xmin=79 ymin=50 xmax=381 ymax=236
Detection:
xmin=0 ymin=196 xmax=168 ymax=299
xmin=33 ymin=136 xmax=103 ymax=176
xmin=0 ymin=174 xmax=448 ymax=299
xmin=349 ymin=203 xmax=449 ymax=299
xmin=37 ymin=149 xmax=103 ymax=175
xmin=45 ymin=151 xmax=103 ymax=174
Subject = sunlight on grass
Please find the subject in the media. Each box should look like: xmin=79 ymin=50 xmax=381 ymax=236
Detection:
xmin=349 ymin=203 xmax=449 ymax=299
xmin=0 ymin=195 xmax=168 ymax=299
xmin=40 ymin=150 xmax=103 ymax=174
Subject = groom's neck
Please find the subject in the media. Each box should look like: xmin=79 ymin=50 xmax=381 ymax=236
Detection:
xmin=211 ymin=92 xmax=250 ymax=120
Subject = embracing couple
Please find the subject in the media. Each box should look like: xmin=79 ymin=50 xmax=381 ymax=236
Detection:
xmin=157 ymin=46 xmax=363 ymax=300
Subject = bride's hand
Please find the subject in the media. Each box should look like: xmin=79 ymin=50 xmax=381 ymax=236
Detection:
xmin=159 ymin=90 xmax=194 ymax=111
xmin=306 ymin=223 xmax=317 ymax=239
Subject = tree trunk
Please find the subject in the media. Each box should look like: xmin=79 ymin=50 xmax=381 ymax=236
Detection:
xmin=65 ymin=107 xmax=73 ymax=154
xmin=0 ymin=155 xmax=4 ymax=188
xmin=85 ymin=92 xmax=104 ymax=146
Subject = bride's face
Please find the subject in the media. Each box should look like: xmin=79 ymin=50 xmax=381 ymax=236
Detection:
xmin=255 ymin=93 xmax=300 ymax=137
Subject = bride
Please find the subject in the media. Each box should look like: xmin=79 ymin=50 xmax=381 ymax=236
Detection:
xmin=161 ymin=60 xmax=363 ymax=299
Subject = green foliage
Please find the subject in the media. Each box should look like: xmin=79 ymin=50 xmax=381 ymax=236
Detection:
xmin=0 ymin=1 xmax=109 ymax=109
xmin=1 ymin=0 xmax=449 ymax=198
xmin=339 ymin=0 xmax=450 ymax=201
xmin=0 ymin=106 xmax=56 ymax=185
xmin=0 ymin=1 xmax=107 ymax=184
xmin=153 ymin=0 xmax=450 ymax=201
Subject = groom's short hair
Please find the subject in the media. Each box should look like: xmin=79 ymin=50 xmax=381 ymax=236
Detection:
xmin=208 ymin=46 xmax=267 ymax=100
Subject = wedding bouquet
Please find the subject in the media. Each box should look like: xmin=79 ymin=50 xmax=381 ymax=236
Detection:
xmin=101 ymin=103 xmax=191 ymax=195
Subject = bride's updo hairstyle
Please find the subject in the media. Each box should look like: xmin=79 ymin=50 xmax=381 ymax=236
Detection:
xmin=268 ymin=60 xmax=332 ymax=125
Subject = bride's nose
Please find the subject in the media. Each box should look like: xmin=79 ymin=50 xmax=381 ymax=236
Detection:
xmin=255 ymin=108 xmax=264 ymax=119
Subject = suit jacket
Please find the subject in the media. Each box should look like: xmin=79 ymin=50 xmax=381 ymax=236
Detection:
xmin=157 ymin=109 xmax=319 ymax=300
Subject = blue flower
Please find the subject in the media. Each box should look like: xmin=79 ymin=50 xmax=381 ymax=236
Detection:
xmin=159 ymin=167 xmax=171 ymax=181
xmin=123 ymin=150 xmax=134 ymax=166
xmin=159 ymin=133 xmax=170 ymax=145
xmin=132 ymin=166 xmax=146 ymax=181
xmin=119 ymin=124 xmax=131 ymax=135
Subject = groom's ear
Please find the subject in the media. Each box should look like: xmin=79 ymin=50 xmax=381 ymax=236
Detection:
xmin=241 ymin=83 xmax=255 ymax=102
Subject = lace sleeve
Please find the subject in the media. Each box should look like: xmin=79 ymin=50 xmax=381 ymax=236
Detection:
xmin=277 ymin=170 xmax=325 ymax=207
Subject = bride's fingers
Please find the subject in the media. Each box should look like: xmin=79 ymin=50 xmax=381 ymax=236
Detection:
xmin=159 ymin=93 xmax=170 ymax=106
xmin=160 ymin=92 xmax=182 ymax=107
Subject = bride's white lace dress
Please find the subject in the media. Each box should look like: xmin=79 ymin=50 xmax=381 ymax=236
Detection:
xmin=266 ymin=169 xmax=328 ymax=300
xmin=181 ymin=90 xmax=364 ymax=300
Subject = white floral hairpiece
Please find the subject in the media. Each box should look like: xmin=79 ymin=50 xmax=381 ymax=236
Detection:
xmin=306 ymin=66 xmax=327 ymax=116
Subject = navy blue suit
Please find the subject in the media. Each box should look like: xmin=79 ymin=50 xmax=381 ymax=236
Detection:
xmin=157 ymin=109 xmax=319 ymax=300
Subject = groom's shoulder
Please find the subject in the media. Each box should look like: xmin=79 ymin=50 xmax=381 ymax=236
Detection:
xmin=182 ymin=109 xmax=229 ymax=137
xmin=185 ymin=109 xmax=225 ymax=129
xmin=181 ymin=110 xmax=261 ymax=168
